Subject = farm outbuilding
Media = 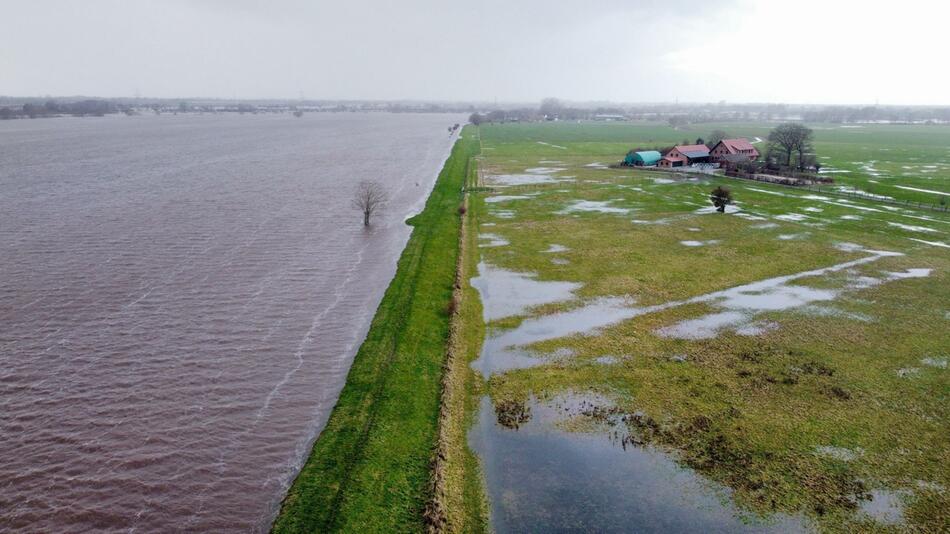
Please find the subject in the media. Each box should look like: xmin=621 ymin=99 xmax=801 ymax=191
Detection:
xmin=665 ymin=144 xmax=710 ymax=164
xmin=658 ymin=155 xmax=686 ymax=168
xmin=624 ymin=150 xmax=662 ymax=166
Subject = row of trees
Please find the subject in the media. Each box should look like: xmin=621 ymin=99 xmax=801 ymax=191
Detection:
xmin=470 ymin=98 xmax=632 ymax=125
xmin=802 ymin=105 xmax=950 ymax=124
xmin=0 ymin=99 xmax=119 ymax=119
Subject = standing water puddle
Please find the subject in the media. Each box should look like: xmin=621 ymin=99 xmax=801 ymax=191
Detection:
xmin=656 ymin=250 xmax=929 ymax=339
xmin=469 ymin=244 xmax=930 ymax=530
xmin=470 ymin=262 xmax=579 ymax=322
xmin=472 ymin=248 xmax=930 ymax=374
xmin=469 ymin=394 xmax=809 ymax=533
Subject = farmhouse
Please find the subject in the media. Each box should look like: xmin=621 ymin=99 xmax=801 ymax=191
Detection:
xmin=658 ymin=143 xmax=710 ymax=168
xmin=709 ymin=138 xmax=760 ymax=164
xmin=624 ymin=150 xmax=662 ymax=166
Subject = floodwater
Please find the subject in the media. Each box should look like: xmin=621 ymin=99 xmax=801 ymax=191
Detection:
xmin=471 ymin=246 xmax=929 ymax=374
xmin=469 ymin=394 xmax=809 ymax=533
xmin=469 ymin=242 xmax=930 ymax=530
xmin=557 ymin=200 xmax=632 ymax=214
xmin=0 ymin=112 xmax=461 ymax=532
xmin=470 ymin=262 xmax=579 ymax=322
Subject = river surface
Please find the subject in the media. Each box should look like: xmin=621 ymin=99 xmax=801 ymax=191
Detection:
xmin=0 ymin=112 xmax=461 ymax=532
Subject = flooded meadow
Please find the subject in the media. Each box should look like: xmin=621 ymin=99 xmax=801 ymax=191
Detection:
xmin=459 ymin=122 xmax=950 ymax=532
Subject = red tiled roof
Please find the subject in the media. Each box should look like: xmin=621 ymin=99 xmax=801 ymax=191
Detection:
xmin=721 ymin=138 xmax=756 ymax=152
xmin=673 ymin=144 xmax=710 ymax=154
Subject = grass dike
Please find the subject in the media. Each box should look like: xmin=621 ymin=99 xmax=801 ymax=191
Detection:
xmin=272 ymin=127 xmax=481 ymax=533
xmin=424 ymin=143 xmax=491 ymax=533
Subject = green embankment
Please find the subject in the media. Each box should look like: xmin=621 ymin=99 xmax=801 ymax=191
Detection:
xmin=426 ymin=146 xmax=490 ymax=534
xmin=272 ymin=128 xmax=479 ymax=533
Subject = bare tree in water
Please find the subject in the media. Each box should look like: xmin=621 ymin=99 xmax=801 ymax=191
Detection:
xmin=352 ymin=181 xmax=388 ymax=226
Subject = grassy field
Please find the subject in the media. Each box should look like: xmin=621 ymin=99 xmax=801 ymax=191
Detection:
xmin=479 ymin=120 xmax=950 ymax=206
xmin=271 ymin=128 xmax=478 ymax=533
xmin=462 ymin=121 xmax=950 ymax=532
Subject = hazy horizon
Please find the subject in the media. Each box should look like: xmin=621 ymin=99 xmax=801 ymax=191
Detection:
xmin=3 ymin=0 xmax=950 ymax=106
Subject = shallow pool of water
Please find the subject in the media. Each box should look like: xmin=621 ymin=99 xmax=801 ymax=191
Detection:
xmin=469 ymin=394 xmax=810 ymax=533
xmin=470 ymin=262 xmax=580 ymax=322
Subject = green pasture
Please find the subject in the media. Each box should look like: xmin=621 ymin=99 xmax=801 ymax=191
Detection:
xmin=464 ymin=122 xmax=950 ymax=533
xmin=481 ymin=120 xmax=950 ymax=206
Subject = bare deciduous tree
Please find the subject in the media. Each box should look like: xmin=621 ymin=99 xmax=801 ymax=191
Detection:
xmin=352 ymin=181 xmax=387 ymax=226
xmin=768 ymin=123 xmax=814 ymax=169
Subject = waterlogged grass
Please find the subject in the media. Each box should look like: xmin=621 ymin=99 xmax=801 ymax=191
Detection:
xmin=272 ymin=129 xmax=479 ymax=533
xmin=467 ymin=122 xmax=950 ymax=532
xmin=481 ymin=120 xmax=950 ymax=205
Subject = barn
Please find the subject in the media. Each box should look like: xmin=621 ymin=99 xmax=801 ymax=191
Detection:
xmin=659 ymin=144 xmax=709 ymax=167
xmin=658 ymin=155 xmax=686 ymax=168
xmin=709 ymin=138 xmax=760 ymax=164
xmin=624 ymin=150 xmax=662 ymax=166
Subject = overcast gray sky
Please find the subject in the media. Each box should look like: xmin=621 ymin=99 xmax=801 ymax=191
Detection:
xmin=2 ymin=0 xmax=947 ymax=105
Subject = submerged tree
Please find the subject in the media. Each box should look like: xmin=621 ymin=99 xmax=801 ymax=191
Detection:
xmin=710 ymin=186 xmax=733 ymax=213
xmin=352 ymin=181 xmax=388 ymax=226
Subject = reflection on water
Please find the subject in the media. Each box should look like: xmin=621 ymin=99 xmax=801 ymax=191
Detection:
xmin=469 ymin=394 xmax=809 ymax=533
xmin=468 ymin=237 xmax=932 ymax=530
xmin=471 ymin=247 xmax=930 ymax=375
xmin=470 ymin=262 xmax=579 ymax=322
xmin=472 ymin=297 xmax=640 ymax=376
xmin=657 ymin=250 xmax=929 ymax=339
xmin=859 ymin=489 xmax=906 ymax=525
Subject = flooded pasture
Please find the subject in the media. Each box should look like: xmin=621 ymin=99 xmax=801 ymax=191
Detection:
xmin=558 ymin=200 xmax=632 ymax=214
xmin=466 ymin=121 xmax=950 ymax=533
xmin=470 ymin=262 xmax=579 ymax=322
xmin=469 ymin=394 xmax=809 ymax=533
xmin=489 ymin=174 xmax=563 ymax=186
xmin=469 ymin=236 xmax=933 ymax=529
xmin=657 ymin=248 xmax=928 ymax=339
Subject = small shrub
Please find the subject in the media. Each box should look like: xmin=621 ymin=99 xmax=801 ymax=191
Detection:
xmin=710 ymin=186 xmax=733 ymax=213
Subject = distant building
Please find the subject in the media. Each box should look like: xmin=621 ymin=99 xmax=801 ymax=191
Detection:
xmin=658 ymin=144 xmax=710 ymax=168
xmin=624 ymin=150 xmax=662 ymax=166
xmin=709 ymin=138 xmax=760 ymax=164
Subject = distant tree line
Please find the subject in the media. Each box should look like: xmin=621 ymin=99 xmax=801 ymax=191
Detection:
xmin=467 ymin=99 xmax=950 ymax=127
xmin=801 ymin=105 xmax=950 ymax=124
xmin=0 ymin=99 xmax=119 ymax=119
xmin=0 ymin=98 xmax=496 ymax=120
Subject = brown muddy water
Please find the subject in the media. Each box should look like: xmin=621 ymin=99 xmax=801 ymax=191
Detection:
xmin=0 ymin=112 xmax=460 ymax=532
